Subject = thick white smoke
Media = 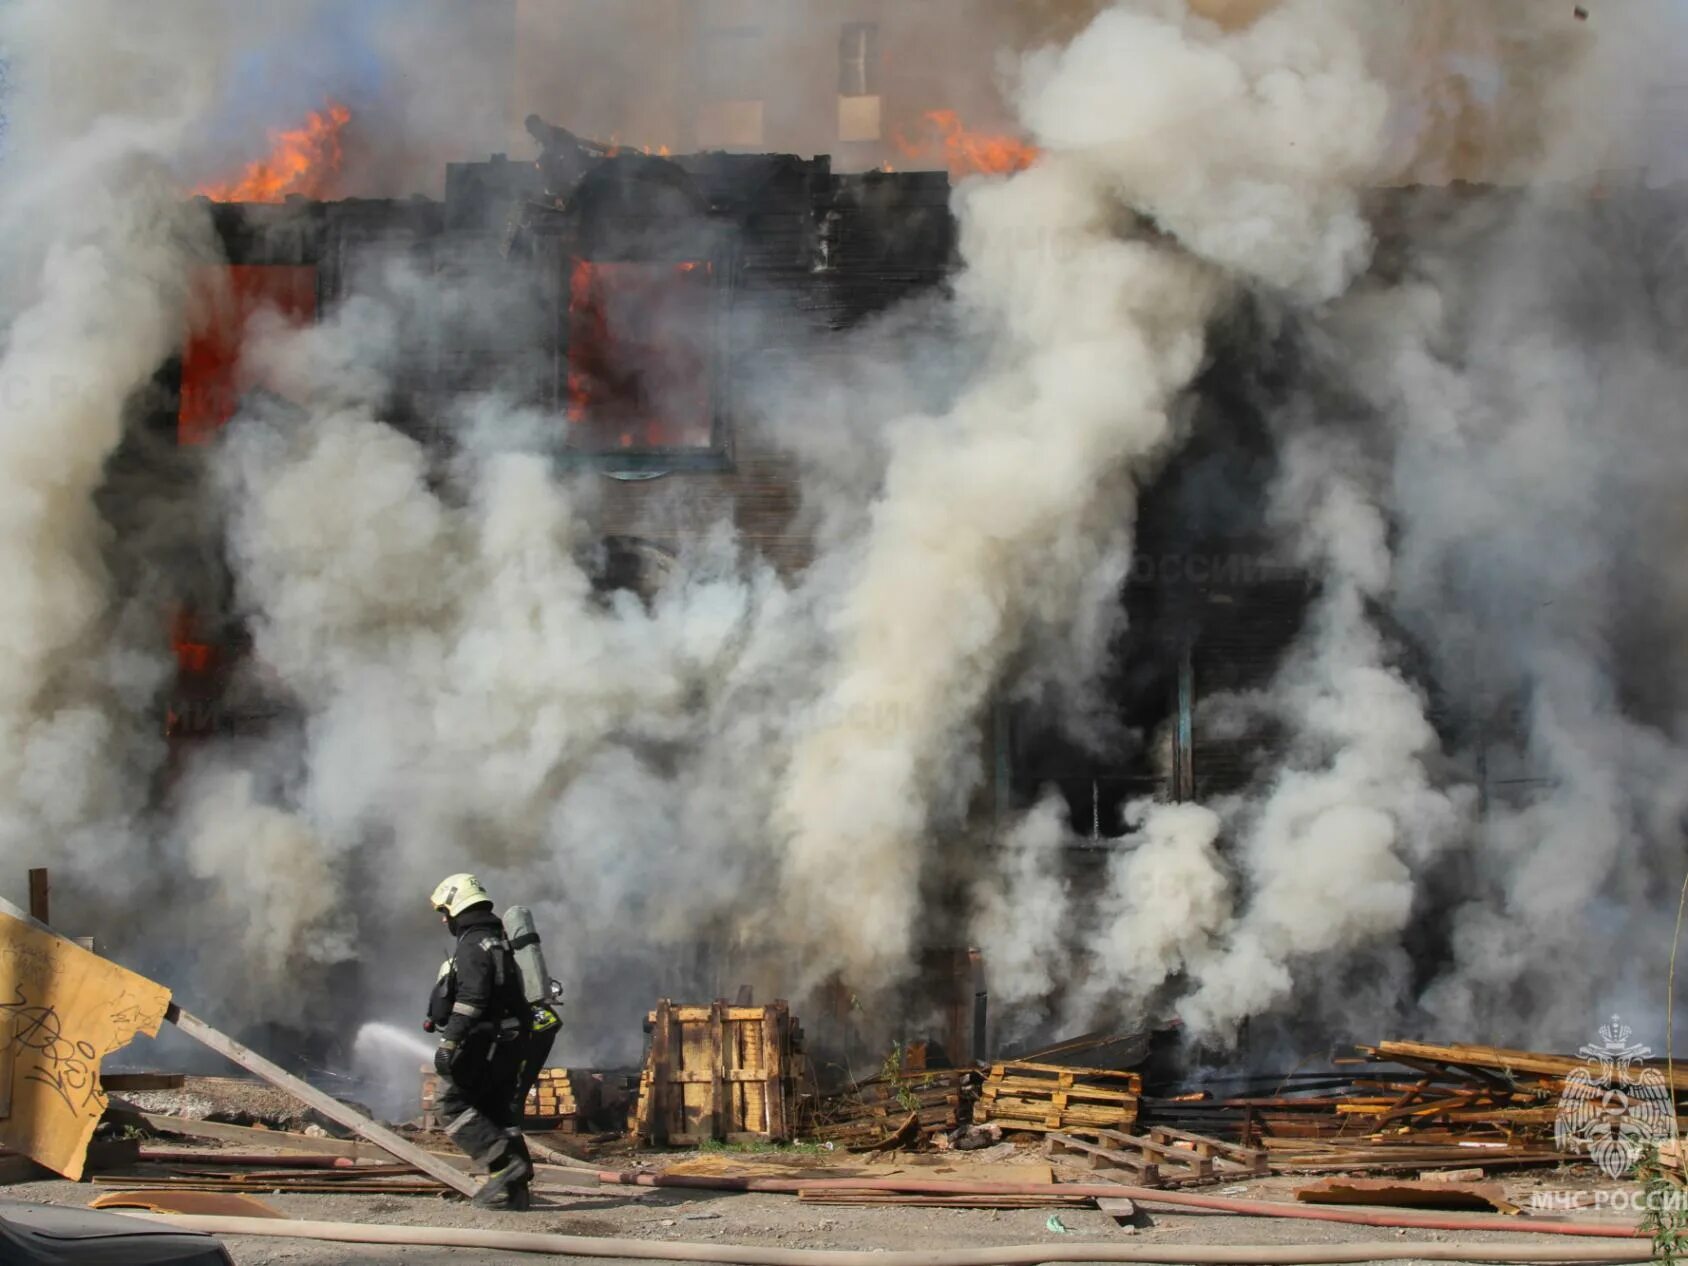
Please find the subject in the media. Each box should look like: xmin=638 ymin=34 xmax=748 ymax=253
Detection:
xmin=0 ymin=4 xmax=231 ymax=924
xmin=784 ymin=0 xmax=1386 ymax=996
xmin=987 ymin=2 xmax=1688 ymax=1053
xmin=1172 ymin=440 xmax=1472 ymax=1037
xmin=1313 ymin=178 xmax=1688 ymax=1046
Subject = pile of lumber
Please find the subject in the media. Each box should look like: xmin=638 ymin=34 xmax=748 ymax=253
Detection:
xmin=975 ymin=1061 xmax=1141 ymax=1134
xmin=90 ymin=1150 xmax=461 ymax=1197
xmin=528 ymin=1068 xmax=577 ymax=1120
xmin=1140 ymin=1038 xmax=1686 ymax=1174
xmin=807 ymin=1069 xmax=972 ymax=1148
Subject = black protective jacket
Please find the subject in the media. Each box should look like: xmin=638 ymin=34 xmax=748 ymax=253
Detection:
xmin=428 ymin=907 xmax=528 ymax=1048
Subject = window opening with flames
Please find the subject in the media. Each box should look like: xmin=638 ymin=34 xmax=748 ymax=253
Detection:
xmin=564 ymin=255 xmax=720 ymax=454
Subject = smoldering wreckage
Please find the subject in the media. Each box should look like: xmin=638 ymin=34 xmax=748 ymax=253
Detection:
xmin=4 ymin=0 xmax=1688 ymax=1261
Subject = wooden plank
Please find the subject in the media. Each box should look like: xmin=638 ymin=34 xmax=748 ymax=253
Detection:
xmin=988 ymin=1061 xmax=1142 ymax=1089
xmin=979 ymin=1096 xmax=1137 ymax=1127
xmin=1295 ymin=1176 xmax=1520 ymax=1215
xmin=111 ymin=1107 xmax=367 ymax=1158
xmin=983 ymin=1078 xmax=1138 ymax=1104
xmin=648 ymin=999 xmax=674 ymax=1146
xmin=665 ymin=1068 xmax=793 ymax=1085
xmin=92 ymin=1178 xmax=455 ymax=1196
xmin=1365 ymin=1041 xmax=1607 ymax=1084
xmin=763 ymin=1002 xmax=786 ymax=1141
xmin=708 ymin=1000 xmax=725 ymax=1144
xmin=1096 ymin=1195 xmax=1138 ymax=1223
xmin=654 ymin=1006 xmax=789 ymax=1024
xmin=165 ymin=1006 xmax=477 ymax=1199
xmin=27 ymin=869 xmax=49 ymax=924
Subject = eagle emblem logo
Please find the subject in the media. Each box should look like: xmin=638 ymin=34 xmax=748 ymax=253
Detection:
xmin=1555 ymin=1016 xmax=1675 ymax=1179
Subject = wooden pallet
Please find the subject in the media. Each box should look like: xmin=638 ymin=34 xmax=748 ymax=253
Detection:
xmin=976 ymin=1061 xmax=1141 ymax=1133
xmin=631 ymin=999 xmax=803 ymax=1146
xmin=1045 ymin=1126 xmax=1267 ymax=1188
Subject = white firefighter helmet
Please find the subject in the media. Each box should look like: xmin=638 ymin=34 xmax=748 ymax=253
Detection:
xmin=429 ymin=873 xmax=492 ymax=918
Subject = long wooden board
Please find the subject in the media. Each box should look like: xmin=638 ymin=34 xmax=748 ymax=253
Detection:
xmin=165 ymin=1006 xmax=478 ymax=1199
xmin=108 ymin=1105 xmax=367 ymax=1158
xmin=1367 ymin=1040 xmax=1688 ymax=1091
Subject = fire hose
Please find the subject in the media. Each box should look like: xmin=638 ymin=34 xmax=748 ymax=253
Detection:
xmin=128 ymin=1216 xmax=1657 ymax=1265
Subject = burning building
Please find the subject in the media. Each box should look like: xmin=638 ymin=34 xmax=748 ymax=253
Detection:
xmin=6 ymin=0 xmax=1686 ymax=1089
xmin=145 ymin=100 xmax=1325 ymax=1065
xmin=150 ymin=110 xmax=1354 ymax=1069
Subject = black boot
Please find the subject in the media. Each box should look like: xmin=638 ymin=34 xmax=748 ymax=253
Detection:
xmin=471 ymin=1144 xmax=534 ymax=1208
xmin=506 ymin=1178 xmax=532 ymax=1212
xmin=506 ymin=1132 xmax=533 ymax=1210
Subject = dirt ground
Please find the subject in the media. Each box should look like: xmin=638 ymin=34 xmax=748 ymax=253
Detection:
xmin=1 ymin=1146 xmax=1649 ymax=1266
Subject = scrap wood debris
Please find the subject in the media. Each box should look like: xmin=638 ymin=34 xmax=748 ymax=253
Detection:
xmin=1294 ymin=1176 xmax=1521 ymax=1215
xmin=9 ymin=929 xmax=1658 ymax=1229
xmin=89 ymin=1190 xmax=288 ymax=1219
xmin=1139 ymin=1038 xmax=1680 ymax=1174
xmin=808 ymin=1066 xmax=974 ymax=1149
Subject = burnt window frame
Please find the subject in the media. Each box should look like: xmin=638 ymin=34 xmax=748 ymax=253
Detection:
xmin=548 ymin=157 xmax=740 ymax=474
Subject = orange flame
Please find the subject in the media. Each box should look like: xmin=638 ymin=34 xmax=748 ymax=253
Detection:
xmin=605 ymin=135 xmax=673 ymax=159
xmin=196 ymin=103 xmax=352 ymax=203
xmin=894 ymin=110 xmax=1039 ymax=179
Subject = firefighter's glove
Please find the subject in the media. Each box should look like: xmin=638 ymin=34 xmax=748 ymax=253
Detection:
xmin=434 ymin=1041 xmax=457 ymax=1079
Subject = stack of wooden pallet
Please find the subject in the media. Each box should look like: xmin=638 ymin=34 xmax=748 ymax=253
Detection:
xmin=975 ymin=1061 xmax=1142 ymax=1134
xmin=808 ymin=1069 xmax=971 ymax=1148
xmin=1046 ymin=1124 xmax=1267 ymax=1188
xmin=632 ymin=999 xmax=804 ymax=1146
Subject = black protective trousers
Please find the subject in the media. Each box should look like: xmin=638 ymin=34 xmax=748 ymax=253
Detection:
xmin=436 ymin=1028 xmax=526 ymax=1168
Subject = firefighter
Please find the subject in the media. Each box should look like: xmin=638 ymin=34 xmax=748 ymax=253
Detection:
xmin=424 ymin=873 xmax=534 ymax=1209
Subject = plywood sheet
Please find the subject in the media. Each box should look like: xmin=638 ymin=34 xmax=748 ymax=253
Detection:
xmin=91 ymin=1190 xmax=287 ymax=1219
xmin=0 ymin=910 xmax=172 ymax=1179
